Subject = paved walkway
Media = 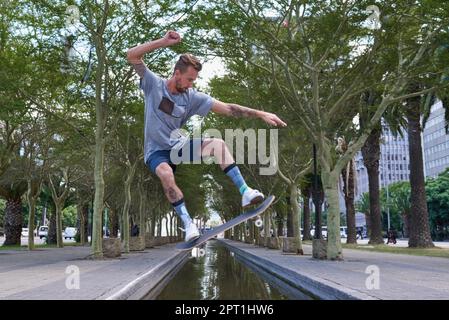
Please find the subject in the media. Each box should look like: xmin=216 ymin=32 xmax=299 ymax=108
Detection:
xmin=219 ymin=239 xmax=449 ymax=300
xmin=1 ymin=240 xmax=449 ymax=300
xmin=0 ymin=244 xmax=188 ymax=300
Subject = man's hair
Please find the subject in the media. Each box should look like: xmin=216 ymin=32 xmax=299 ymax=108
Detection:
xmin=174 ymin=53 xmax=202 ymax=73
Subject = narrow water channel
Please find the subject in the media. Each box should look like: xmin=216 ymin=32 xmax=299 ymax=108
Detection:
xmin=156 ymin=240 xmax=290 ymax=300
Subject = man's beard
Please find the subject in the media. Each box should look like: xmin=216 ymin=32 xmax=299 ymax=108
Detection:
xmin=175 ymin=80 xmax=187 ymax=93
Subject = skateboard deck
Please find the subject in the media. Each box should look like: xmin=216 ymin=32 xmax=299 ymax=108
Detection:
xmin=176 ymin=195 xmax=275 ymax=251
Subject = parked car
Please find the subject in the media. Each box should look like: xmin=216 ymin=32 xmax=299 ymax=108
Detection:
xmin=21 ymin=228 xmax=28 ymax=237
xmin=310 ymin=227 xmax=328 ymax=239
xmin=63 ymin=227 xmax=77 ymax=240
xmin=38 ymin=226 xmax=49 ymax=239
xmin=340 ymin=226 xmax=348 ymax=238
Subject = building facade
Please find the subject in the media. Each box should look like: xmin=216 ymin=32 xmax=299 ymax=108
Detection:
xmin=423 ymin=100 xmax=449 ymax=178
xmin=355 ymin=121 xmax=410 ymax=200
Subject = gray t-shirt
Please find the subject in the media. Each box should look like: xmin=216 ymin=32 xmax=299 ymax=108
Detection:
xmin=138 ymin=65 xmax=213 ymax=163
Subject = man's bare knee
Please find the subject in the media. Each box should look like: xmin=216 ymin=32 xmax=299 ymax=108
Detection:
xmin=202 ymin=138 xmax=226 ymax=156
xmin=155 ymin=163 xmax=174 ymax=183
xmin=155 ymin=163 xmax=183 ymax=202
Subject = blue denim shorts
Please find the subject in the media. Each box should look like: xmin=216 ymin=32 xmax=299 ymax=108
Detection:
xmin=146 ymin=138 xmax=203 ymax=174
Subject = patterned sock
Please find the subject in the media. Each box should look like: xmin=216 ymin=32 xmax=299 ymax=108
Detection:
xmin=224 ymin=163 xmax=249 ymax=195
xmin=172 ymin=199 xmax=192 ymax=228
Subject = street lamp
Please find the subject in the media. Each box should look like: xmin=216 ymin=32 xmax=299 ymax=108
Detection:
xmin=379 ymin=163 xmax=391 ymax=231
xmin=386 ymin=182 xmax=391 ymax=231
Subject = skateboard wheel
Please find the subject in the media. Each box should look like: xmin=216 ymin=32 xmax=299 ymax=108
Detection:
xmin=191 ymin=247 xmax=206 ymax=258
xmin=255 ymin=218 xmax=263 ymax=228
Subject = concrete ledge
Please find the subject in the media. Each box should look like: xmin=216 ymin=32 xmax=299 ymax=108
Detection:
xmin=219 ymin=239 xmax=378 ymax=300
xmin=104 ymin=250 xmax=189 ymax=300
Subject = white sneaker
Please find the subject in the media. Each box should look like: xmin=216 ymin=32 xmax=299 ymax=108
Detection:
xmin=242 ymin=188 xmax=264 ymax=208
xmin=184 ymin=222 xmax=200 ymax=242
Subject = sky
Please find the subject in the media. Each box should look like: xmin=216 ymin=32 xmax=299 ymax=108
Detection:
xmin=196 ymin=56 xmax=226 ymax=89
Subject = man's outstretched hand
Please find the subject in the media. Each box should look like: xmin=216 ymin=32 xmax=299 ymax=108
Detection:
xmin=260 ymin=111 xmax=287 ymax=127
xmin=163 ymin=30 xmax=181 ymax=47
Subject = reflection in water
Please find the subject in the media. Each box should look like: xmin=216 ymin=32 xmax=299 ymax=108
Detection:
xmin=156 ymin=241 xmax=288 ymax=300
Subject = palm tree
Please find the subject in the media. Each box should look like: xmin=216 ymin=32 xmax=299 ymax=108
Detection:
xmin=403 ymin=84 xmax=433 ymax=247
xmin=360 ymin=91 xmax=383 ymax=244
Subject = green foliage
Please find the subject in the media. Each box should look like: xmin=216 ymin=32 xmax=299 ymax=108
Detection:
xmin=62 ymin=205 xmax=77 ymax=228
xmin=0 ymin=199 xmax=5 ymax=227
xmin=356 ymin=192 xmax=370 ymax=215
xmin=380 ymin=181 xmax=410 ymax=231
xmin=426 ymin=169 xmax=449 ymax=240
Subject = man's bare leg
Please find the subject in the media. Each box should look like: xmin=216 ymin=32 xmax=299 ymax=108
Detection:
xmin=155 ymin=163 xmax=199 ymax=240
xmin=200 ymin=138 xmax=234 ymax=170
xmin=155 ymin=162 xmax=183 ymax=203
xmin=200 ymin=138 xmax=264 ymax=206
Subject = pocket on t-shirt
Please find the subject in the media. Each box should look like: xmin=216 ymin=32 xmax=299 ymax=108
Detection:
xmin=158 ymin=97 xmax=174 ymax=115
xmin=158 ymin=97 xmax=186 ymax=119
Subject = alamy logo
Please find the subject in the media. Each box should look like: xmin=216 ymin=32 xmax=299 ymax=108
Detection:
xmin=365 ymin=265 xmax=380 ymax=290
xmin=65 ymin=265 xmax=80 ymax=290
xmin=169 ymin=126 xmax=278 ymax=175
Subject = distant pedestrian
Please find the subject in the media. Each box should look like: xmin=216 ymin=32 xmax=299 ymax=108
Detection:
xmin=131 ymin=224 xmax=140 ymax=237
xmin=386 ymin=229 xmax=396 ymax=244
xmin=357 ymin=227 xmax=363 ymax=240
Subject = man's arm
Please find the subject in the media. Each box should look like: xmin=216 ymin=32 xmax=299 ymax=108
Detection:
xmin=211 ymin=99 xmax=287 ymax=127
xmin=126 ymin=30 xmax=181 ymax=77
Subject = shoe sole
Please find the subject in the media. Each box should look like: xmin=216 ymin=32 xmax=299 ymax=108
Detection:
xmin=243 ymin=195 xmax=264 ymax=209
xmin=186 ymin=234 xmax=200 ymax=242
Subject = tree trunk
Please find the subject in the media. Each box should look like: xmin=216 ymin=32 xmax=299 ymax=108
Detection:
xmin=150 ymin=213 xmax=156 ymax=238
xmin=364 ymin=212 xmax=371 ymax=237
xmin=158 ymin=215 xmax=162 ymax=237
xmin=302 ymin=194 xmax=312 ymax=240
xmin=165 ymin=214 xmax=169 ymax=237
xmin=289 ymin=184 xmax=303 ymax=254
xmin=361 ymin=126 xmax=384 ymax=244
xmin=402 ymin=212 xmax=410 ymax=238
xmin=322 ymin=172 xmax=343 ymax=260
xmin=90 ymin=16 xmax=109 ymax=258
xmin=92 ymin=123 xmax=105 ymax=258
xmin=3 ymin=197 xmax=22 ymax=246
xmin=275 ymin=208 xmax=284 ymax=237
xmin=312 ymin=179 xmax=324 ymax=239
xmin=121 ymin=164 xmax=136 ymax=253
xmin=48 ymin=204 xmax=57 ymax=245
xmin=55 ymin=202 xmax=64 ymax=248
xmin=27 ymin=197 xmax=37 ymax=250
xmin=109 ymin=206 xmax=119 ymax=238
xmin=79 ymin=203 xmax=89 ymax=245
xmin=342 ymin=161 xmax=357 ymax=244
xmin=286 ymin=195 xmax=294 ymax=237
xmin=139 ymin=183 xmax=146 ymax=239
xmin=405 ymin=96 xmax=434 ymax=248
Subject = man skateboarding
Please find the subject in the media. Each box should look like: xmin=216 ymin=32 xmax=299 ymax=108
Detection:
xmin=127 ymin=30 xmax=287 ymax=242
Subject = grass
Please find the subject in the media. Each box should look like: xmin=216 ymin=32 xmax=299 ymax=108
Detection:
xmin=302 ymin=240 xmax=449 ymax=258
xmin=342 ymin=243 xmax=449 ymax=259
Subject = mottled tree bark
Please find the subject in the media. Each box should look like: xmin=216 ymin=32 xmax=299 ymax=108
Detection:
xmin=302 ymin=192 xmax=312 ymax=240
xmin=361 ymin=126 xmax=384 ymax=244
xmin=3 ymin=198 xmax=22 ymax=246
xmin=342 ymin=161 xmax=357 ymax=244
xmin=405 ymin=93 xmax=434 ymax=248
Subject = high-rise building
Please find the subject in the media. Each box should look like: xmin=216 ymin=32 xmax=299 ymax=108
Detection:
xmin=355 ymin=121 xmax=410 ymax=200
xmin=423 ymin=100 xmax=449 ymax=178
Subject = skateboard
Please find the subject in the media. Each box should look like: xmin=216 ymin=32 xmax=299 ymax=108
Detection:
xmin=176 ymin=195 xmax=275 ymax=253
